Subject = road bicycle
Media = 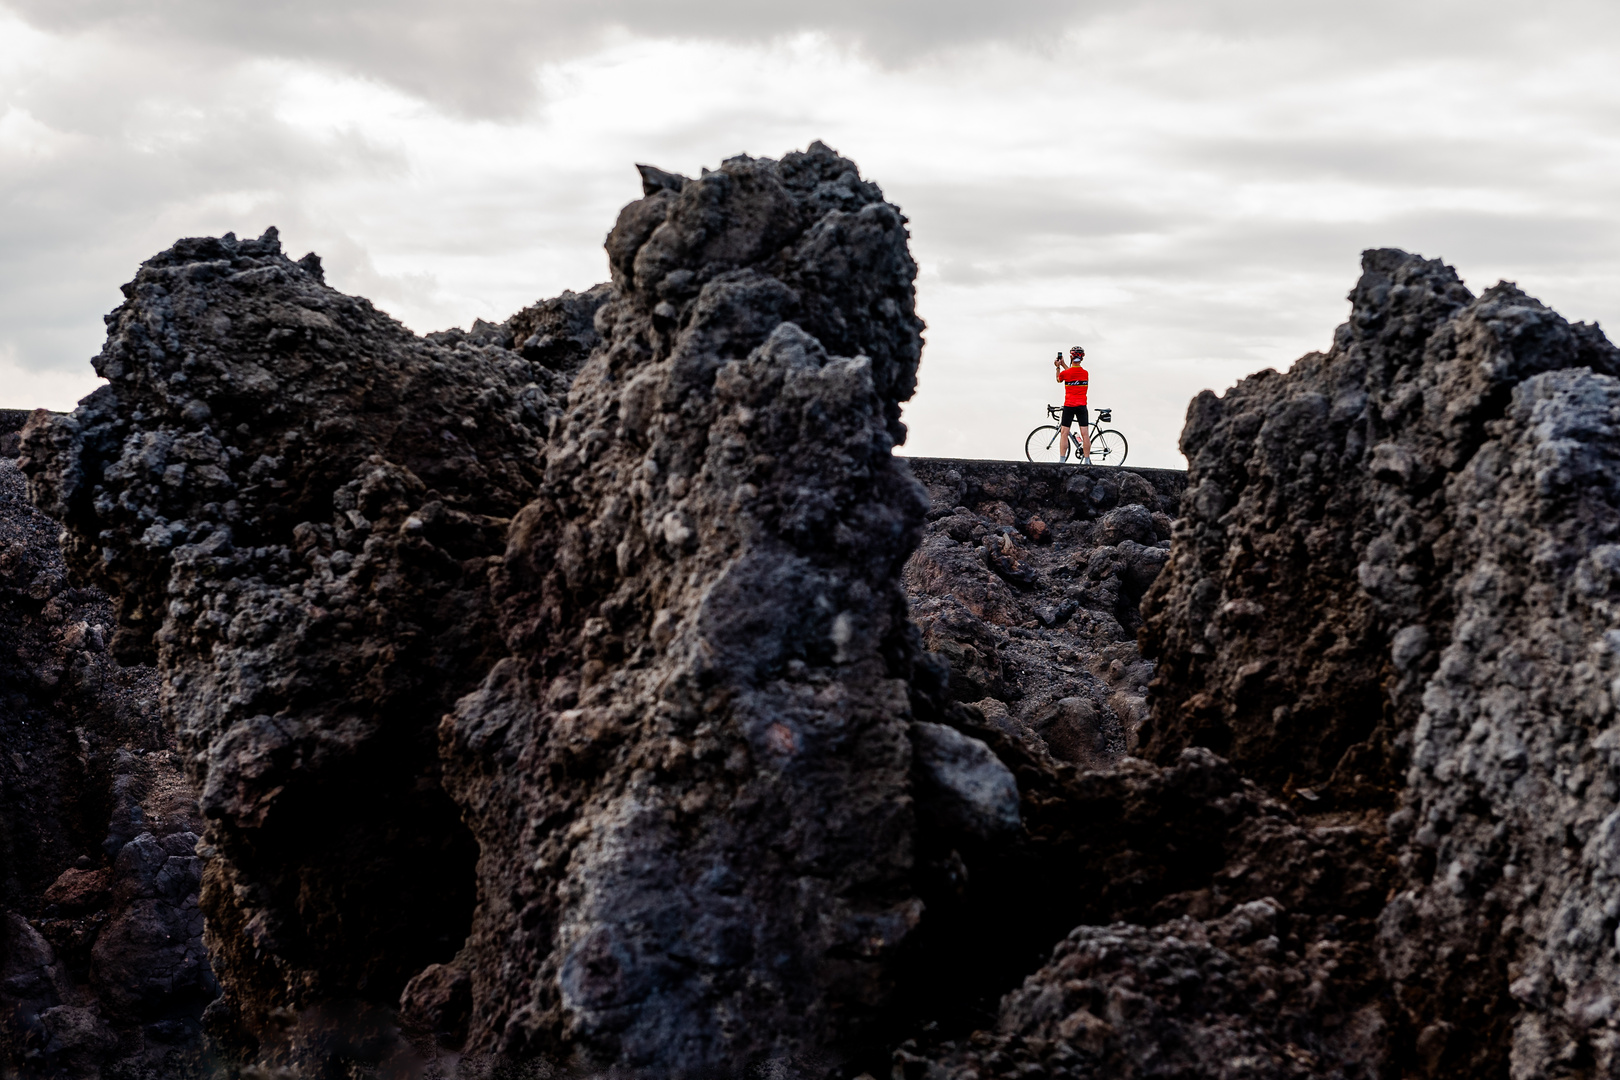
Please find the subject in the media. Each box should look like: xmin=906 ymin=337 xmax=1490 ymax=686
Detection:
xmin=1025 ymin=405 xmax=1128 ymax=465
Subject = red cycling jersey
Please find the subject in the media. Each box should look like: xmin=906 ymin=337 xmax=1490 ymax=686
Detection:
xmin=1058 ymin=364 xmax=1089 ymax=407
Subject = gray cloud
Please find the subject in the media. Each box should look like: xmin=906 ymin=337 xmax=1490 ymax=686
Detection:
xmin=899 ymin=181 xmax=1174 ymax=249
xmin=1128 ymin=0 xmax=1620 ymax=62
xmin=2 ymin=123 xmax=354 ymax=371
xmin=13 ymin=0 xmax=1613 ymax=119
xmin=1 ymin=0 xmax=1107 ymax=117
xmin=0 ymin=29 xmax=411 ymax=377
xmin=3 ymin=0 xmax=1618 ymax=464
xmin=1171 ymin=135 xmax=1586 ymax=191
xmin=1373 ymin=211 xmax=1620 ymax=274
xmin=907 ymin=197 xmax=1620 ymax=319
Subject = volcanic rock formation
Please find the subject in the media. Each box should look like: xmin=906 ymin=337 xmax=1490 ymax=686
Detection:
xmin=19 ymin=230 xmax=608 ymax=1061
xmin=895 ymin=462 xmax=1392 ymax=1080
xmin=1137 ymin=249 xmax=1620 ymax=1077
xmin=17 ymin=144 xmax=1036 ymax=1078
xmin=437 ymin=144 xmax=954 ymax=1075
xmin=16 ymin=147 xmax=1620 ymax=1080
xmin=1 ymin=412 xmax=214 ymax=1078
xmin=896 ymin=252 xmax=1620 ymax=1080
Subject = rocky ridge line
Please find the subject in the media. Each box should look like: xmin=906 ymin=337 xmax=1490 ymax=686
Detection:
xmin=16 ymin=157 xmax=1619 ymax=1080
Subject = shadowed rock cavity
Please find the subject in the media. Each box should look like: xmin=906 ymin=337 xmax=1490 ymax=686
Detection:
xmin=20 ymin=227 xmax=610 ymax=1056
xmin=438 ymin=142 xmax=954 ymax=1076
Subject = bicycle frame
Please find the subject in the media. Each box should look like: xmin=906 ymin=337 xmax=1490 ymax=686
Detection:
xmin=1028 ymin=405 xmax=1127 ymax=465
xmin=1046 ymin=404 xmax=1109 ymax=442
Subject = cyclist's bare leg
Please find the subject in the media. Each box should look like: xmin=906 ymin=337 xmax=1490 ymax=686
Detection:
xmin=1059 ymin=423 xmax=1072 ymax=458
xmin=1081 ymin=426 xmax=1092 ymax=461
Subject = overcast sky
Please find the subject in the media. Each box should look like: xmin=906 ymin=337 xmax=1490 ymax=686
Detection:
xmin=3 ymin=1 xmax=1618 ymax=466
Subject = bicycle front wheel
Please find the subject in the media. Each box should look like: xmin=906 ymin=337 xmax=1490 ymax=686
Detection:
xmin=1090 ymin=429 xmax=1128 ymax=466
xmin=1025 ymin=425 xmax=1066 ymax=462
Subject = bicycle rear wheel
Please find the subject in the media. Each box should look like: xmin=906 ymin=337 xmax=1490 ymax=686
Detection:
xmin=1025 ymin=425 xmax=1066 ymax=462
xmin=1089 ymin=428 xmax=1128 ymax=466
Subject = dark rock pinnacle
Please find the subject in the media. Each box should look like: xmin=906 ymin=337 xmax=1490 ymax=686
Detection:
xmin=439 ymin=142 xmax=959 ymax=1076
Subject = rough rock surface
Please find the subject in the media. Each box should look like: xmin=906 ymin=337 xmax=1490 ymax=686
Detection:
xmin=897 ymin=252 xmax=1620 ymax=1080
xmin=20 ymin=227 xmax=610 ymax=1056
xmin=21 ymin=162 xmax=1620 ymax=1080
xmin=904 ymin=459 xmax=1183 ymax=768
xmin=897 ymin=751 xmax=1393 ymax=1080
xmin=438 ymin=142 xmax=943 ymax=1077
xmin=1 ymin=409 xmax=28 ymax=457
xmin=897 ymin=461 xmax=1393 ymax=1079
xmin=1133 ymin=249 xmax=1620 ymax=1077
xmin=1 ymin=435 xmax=215 ymax=1078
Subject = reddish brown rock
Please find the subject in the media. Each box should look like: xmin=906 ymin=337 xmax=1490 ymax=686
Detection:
xmin=41 ymin=868 xmax=112 ymax=914
xmin=1 ymin=446 xmax=212 ymax=1077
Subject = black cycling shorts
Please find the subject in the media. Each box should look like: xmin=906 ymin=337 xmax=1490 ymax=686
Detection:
xmin=1061 ymin=405 xmax=1089 ymax=427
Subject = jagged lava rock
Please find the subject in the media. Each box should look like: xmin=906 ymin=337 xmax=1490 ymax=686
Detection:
xmin=20 ymin=227 xmax=608 ymax=1050
xmin=439 ymin=143 xmax=945 ymax=1076
xmin=893 ymin=725 xmax=1392 ymax=1079
xmin=903 ymin=459 xmax=1183 ymax=768
xmin=1 ymin=409 xmax=31 ymax=457
xmin=1140 ymin=249 xmax=1620 ymax=1076
xmin=1 ymin=451 xmax=214 ymax=1077
xmin=891 ymin=461 xmax=1374 ymax=1060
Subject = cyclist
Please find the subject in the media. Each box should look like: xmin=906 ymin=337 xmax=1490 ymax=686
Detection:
xmin=1053 ymin=346 xmax=1090 ymax=464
